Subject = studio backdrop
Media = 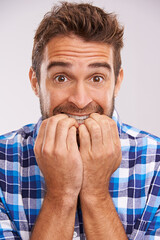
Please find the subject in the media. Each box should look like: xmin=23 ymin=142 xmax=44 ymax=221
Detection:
xmin=0 ymin=0 xmax=160 ymax=137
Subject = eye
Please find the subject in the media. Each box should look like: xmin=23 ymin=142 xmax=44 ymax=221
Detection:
xmin=55 ymin=75 xmax=68 ymax=83
xmin=91 ymin=76 xmax=103 ymax=83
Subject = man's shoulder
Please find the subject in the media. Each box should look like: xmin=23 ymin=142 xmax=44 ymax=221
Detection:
xmin=0 ymin=123 xmax=36 ymax=140
xmin=113 ymin=110 xmax=160 ymax=145
xmin=0 ymin=122 xmax=38 ymax=152
xmin=121 ymin=122 xmax=160 ymax=148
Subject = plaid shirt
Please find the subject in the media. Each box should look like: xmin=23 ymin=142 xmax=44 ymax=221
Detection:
xmin=0 ymin=110 xmax=160 ymax=240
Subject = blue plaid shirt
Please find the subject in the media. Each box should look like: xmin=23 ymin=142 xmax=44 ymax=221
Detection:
xmin=0 ymin=110 xmax=160 ymax=240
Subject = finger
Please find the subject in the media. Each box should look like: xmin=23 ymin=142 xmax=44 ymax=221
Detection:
xmin=79 ymin=124 xmax=91 ymax=152
xmin=107 ymin=117 xmax=121 ymax=148
xmin=55 ymin=117 xmax=78 ymax=150
xmin=90 ymin=113 xmax=121 ymax=172
xmin=34 ymin=119 xmax=48 ymax=156
xmin=83 ymin=117 xmax=102 ymax=149
xmin=90 ymin=113 xmax=112 ymax=146
xmin=107 ymin=117 xmax=122 ymax=169
xmin=42 ymin=114 xmax=68 ymax=153
xmin=67 ymin=126 xmax=78 ymax=151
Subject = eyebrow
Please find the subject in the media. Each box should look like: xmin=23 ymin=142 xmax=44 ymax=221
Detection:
xmin=47 ymin=61 xmax=111 ymax=71
xmin=47 ymin=61 xmax=72 ymax=70
xmin=88 ymin=62 xmax=111 ymax=71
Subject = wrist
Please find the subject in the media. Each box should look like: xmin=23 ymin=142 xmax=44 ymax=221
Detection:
xmin=80 ymin=185 xmax=110 ymax=201
xmin=80 ymin=190 xmax=111 ymax=208
xmin=45 ymin=191 xmax=79 ymax=210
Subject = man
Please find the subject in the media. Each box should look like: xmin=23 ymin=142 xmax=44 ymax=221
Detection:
xmin=0 ymin=2 xmax=160 ymax=239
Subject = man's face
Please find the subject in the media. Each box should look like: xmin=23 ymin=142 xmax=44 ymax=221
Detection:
xmin=32 ymin=35 xmax=123 ymax=122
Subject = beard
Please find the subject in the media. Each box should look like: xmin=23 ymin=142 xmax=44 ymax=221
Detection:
xmin=39 ymin=97 xmax=115 ymax=121
xmin=39 ymin=83 xmax=115 ymax=121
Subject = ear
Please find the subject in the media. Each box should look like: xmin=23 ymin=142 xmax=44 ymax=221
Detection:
xmin=29 ymin=67 xmax=40 ymax=97
xmin=114 ymin=68 xmax=123 ymax=98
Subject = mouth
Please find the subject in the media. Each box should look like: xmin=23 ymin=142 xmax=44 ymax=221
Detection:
xmin=65 ymin=113 xmax=90 ymax=124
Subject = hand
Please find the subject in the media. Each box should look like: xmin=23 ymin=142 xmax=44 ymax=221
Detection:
xmin=34 ymin=114 xmax=83 ymax=201
xmin=79 ymin=113 xmax=122 ymax=199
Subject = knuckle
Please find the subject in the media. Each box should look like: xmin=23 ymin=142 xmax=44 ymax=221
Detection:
xmin=58 ymin=118 xmax=76 ymax=129
xmin=116 ymin=142 xmax=122 ymax=152
xmin=88 ymin=149 xmax=93 ymax=159
xmin=54 ymin=146 xmax=64 ymax=158
xmin=93 ymin=151 xmax=101 ymax=160
xmin=34 ymin=143 xmax=39 ymax=156
xmin=107 ymin=148 xmax=113 ymax=157
xmin=93 ymin=146 xmax=105 ymax=158
xmin=90 ymin=112 xmax=99 ymax=118
xmin=43 ymin=118 xmax=48 ymax=124
xmin=91 ymin=124 xmax=99 ymax=131
xmin=41 ymin=144 xmax=50 ymax=157
xmin=94 ymin=131 xmax=101 ymax=140
xmin=111 ymin=120 xmax=116 ymax=127
xmin=58 ymin=118 xmax=68 ymax=128
xmin=91 ymin=124 xmax=101 ymax=135
xmin=109 ymin=118 xmax=116 ymax=128
xmin=84 ymin=118 xmax=92 ymax=124
xmin=101 ymin=118 xmax=107 ymax=126
xmin=48 ymin=116 xmax=57 ymax=125
xmin=41 ymin=119 xmax=48 ymax=128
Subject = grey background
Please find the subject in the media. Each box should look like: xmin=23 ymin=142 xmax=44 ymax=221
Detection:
xmin=0 ymin=0 xmax=160 ymax=136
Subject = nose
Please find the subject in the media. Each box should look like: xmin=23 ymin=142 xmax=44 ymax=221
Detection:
xmin=68 ymin=82 xmax=92 ymax=109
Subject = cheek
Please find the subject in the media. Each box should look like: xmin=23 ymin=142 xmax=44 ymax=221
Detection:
xmin=92 ymin=90 xmax=112 ymax=106
xmin=39 ymin=88 xmax=51 ymax=113
xmin=91 ymin=88 xmax=115 ymax=116
xmin=49 ymin=89 xmax=68 ymax=108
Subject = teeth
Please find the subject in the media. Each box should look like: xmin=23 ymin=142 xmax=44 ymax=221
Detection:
xmin=67 ymin=114 xmax=89 ymax=123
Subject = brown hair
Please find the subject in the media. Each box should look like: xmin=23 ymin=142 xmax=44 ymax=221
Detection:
xmin=32 ymin=2 xmax=124 ymax=82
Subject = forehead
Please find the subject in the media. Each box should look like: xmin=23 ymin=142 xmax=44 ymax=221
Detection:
xmin=42 ymin=35 xmax=114 ymax=66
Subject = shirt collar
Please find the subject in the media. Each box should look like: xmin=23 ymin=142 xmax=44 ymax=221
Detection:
xmin=33 ymin=117 xmax=42 ymax=143
xmin=112 ymin=109 xmax=122 ymax=136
